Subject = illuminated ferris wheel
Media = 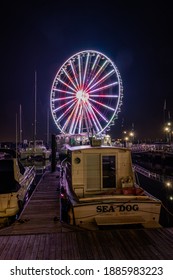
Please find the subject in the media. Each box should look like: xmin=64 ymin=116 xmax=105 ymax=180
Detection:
xmin=50 ymin=50 xmax=123 ymax=135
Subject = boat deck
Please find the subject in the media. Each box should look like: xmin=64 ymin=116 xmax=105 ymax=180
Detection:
xmin=0 ymin=170 xmax=173 ymax=259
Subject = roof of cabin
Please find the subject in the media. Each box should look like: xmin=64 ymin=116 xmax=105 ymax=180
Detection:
xmin=66 ymin=145 xmax=130 ymax=152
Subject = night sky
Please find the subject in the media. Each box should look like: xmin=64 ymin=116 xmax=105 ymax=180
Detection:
xmin=0 ymin=0 xmax=173 ymax=143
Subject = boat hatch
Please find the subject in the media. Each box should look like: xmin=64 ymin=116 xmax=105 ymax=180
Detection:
xmin=95 ymin=215 xmax=146 ymax=226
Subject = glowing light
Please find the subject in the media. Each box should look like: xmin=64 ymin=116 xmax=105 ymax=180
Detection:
xmin=76 ymin=90 xmax=89 ymax=102
xmin=85 ymin=59 xmax=108 ymax=91
xmin=69 ymin=60 xmax=80 ymax=89
xmin=88 ymin=81 xmax=118 ymax=94
xmin=54 ymin=88 xmax=75 ymax=95
xmin=89 ymin=98 xmax=115 ymax=111
xmin=50 ymin=50 xmax=123 ymax=135
xmin=62 ymin=68 xmax=78 ymax=90
xmin=57 ymin=77 xmax=76 ymax=92
xmin=86 ymin=69 xmax=115 ymax=92
xmin=165 ymin=181 xmax=172 ymax=187
xmin=53 ymin=99 xmax=75 ymax=113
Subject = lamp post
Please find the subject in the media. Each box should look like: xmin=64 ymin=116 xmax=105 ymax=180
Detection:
xmin=164 ymin=122 xmax=172 ymax=144
xmin=129 ymin=131 xmax=134 ymax=144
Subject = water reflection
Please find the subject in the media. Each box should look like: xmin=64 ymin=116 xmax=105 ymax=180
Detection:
xmin=133 ymin=153 xmax=173 ymax=227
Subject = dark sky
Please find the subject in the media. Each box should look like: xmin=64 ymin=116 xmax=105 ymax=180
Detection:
xmin=0 ymin=0 xmax=173 ymax=142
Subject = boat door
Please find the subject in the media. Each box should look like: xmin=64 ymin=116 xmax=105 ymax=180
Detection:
xmin=85 ymin=154 xmax=116 ymax=191
xmin=102 ymin=155 xmax=116 ymax=189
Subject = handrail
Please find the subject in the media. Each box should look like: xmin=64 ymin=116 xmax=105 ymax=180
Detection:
xmin=133 ymin=164 xmax=173 ymax=183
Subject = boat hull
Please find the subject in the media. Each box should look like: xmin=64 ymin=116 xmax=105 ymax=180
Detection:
xmin=61 ymin=195 xmax=161 ymax=228
xmin=0 ymin=166 xmax=35 ymax=221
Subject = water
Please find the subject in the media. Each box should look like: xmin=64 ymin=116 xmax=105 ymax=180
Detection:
xmin=132 ymin=153 xmax=173 ymax=227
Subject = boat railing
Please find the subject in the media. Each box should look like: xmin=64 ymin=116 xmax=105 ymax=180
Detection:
xmin=133 ymin=163 xmax=173 ymax=183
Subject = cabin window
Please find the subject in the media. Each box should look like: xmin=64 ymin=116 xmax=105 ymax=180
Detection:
xmin=0 ymin=160 xmax=20 ymax=193
xmin=102 ymin=156 xmax=116 ymax=188
xmin=74 ymin=157 xmax=81 ymax=164
xmin=18 ymin=160 xmax=25 ymax=175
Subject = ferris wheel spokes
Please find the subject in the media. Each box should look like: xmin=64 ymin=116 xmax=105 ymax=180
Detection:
xmin=57 ymin=77 xmax=77 ymax=93
xmin=62 ymin=101 xmax=79 ymax=133
xmin=78 ymin=55 xmax=82 ymax=87
xmin=89 ymin=98 xmax=115 ymax=112
xmin=85 ymin=59 xmax=109 ymax=92
xmin=82 ymin=52 xmax=90 ymax=86
xmin=78 ymin=106 xmax=83 ymax=134
xmin=87 ymin=81 xmax=118 ymax=94
xmin=62 ymin=68 xmax=78 ymax=91
xmin=54 ymin=88 xmax=75 ymax=95
xmin=86 ymin=68 xmax=115 ymax=92
xmin=87 ymin=102 xmax=103 ymax=132
xmin=56 ymin=101 xmax=77 ymax=122
xmin=90 ymin=103 xmax=109 ymax=123
xmin=69 ymin=59 xmax=80 ymax=89
xmin=84 ymin=103 xmax=100 ymax=133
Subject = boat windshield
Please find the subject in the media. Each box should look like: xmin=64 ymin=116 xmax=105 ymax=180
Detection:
xmin=0 ymin=159 xmax=20 ymax=193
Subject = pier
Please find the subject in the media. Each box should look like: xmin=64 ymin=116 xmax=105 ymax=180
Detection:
xmin=0 ymin=170 xmax=173 ymax=259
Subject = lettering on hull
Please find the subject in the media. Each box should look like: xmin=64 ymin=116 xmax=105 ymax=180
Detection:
xmin=96 ymin=204 xmax=139 ymax=213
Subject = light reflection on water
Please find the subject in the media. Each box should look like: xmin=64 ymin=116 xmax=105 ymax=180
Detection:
xmin=133 ymin=153 xmax=173 ymax=227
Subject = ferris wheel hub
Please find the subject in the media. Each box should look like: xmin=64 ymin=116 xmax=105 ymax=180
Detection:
xmin=76 ymin=90 xmax=89 ymax=102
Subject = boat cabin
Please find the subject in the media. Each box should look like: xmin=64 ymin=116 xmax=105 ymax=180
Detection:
xmin=65 ymin=145 xmax=135 ymax=197
xmin=61 ymin=145 xmax=161 ymax=228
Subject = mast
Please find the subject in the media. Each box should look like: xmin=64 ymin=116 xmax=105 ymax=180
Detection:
xmin=163 ymin=99 xmax=167 ymax=125
xmin=47 ymin=109 xmax=49 ymax=146
xmin=34 ymin=71 xmax=37 ymax=150
xmin=19 ymin=104 xmax=22 ymax=144
xmin=15 ymin=113 xmax=18 ymax=158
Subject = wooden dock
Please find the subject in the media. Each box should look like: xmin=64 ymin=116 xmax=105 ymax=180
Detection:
xmin=0 ymin=170 xmax=173 ymax=260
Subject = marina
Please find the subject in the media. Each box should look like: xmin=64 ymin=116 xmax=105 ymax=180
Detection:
xmin=1 ymin=2 xmax=173 ymax=268
xmin=0 ymin=169 xmax=173 ymax=260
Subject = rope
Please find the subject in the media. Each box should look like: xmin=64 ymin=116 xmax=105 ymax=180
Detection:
xmin=161 ymin=201 xmax=173 ymax=217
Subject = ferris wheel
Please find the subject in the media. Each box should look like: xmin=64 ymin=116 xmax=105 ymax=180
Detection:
xmin=50 ymin=50 xmax=123 ymax=135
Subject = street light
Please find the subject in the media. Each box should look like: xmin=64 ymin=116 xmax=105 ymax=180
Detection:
xmin=164 ymin=122 xmax=172 ymax=144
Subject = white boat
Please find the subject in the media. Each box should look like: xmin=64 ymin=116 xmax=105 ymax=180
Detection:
xmin=60 ymin=144 xmax=162 ymax=229
xmin=20 ymin=73 xmax=51 ymax=161
xmin=20 ymin=140 xmax=51 ymax=160
xmin=0 ymin=149 xmax=36 ymax=223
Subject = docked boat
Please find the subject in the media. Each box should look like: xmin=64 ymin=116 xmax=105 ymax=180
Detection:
xmin=60 ymin=144 xmax=162 ymax=229
xmin=0 ymin=148 xmax=36 ymax=223
xmin=20 ymin=140 xmax=51 ymax=161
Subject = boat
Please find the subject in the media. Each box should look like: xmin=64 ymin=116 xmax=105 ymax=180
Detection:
xmin=20 ymin=140 xmax=51 ymax=161
xmin=20 ymin=72 xmax=51 ymax=161
xmin=60 ymin=144 xmax=162 ymax=229
xmin=0 ymin=148 xmax=36 ymax=223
